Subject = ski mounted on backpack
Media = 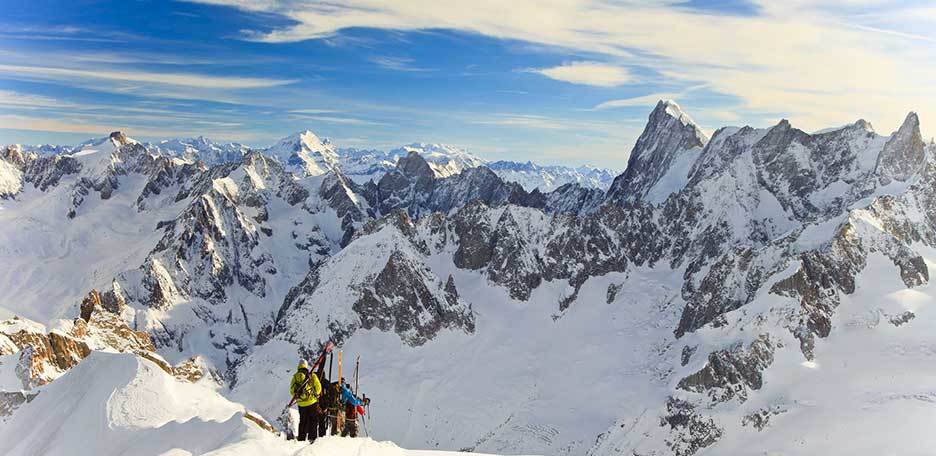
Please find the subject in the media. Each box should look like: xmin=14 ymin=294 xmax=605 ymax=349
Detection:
xmin=279 ymin=341 xmax=334 ymax=440
xmin=286 ymin=341 xmax=335 ymax=408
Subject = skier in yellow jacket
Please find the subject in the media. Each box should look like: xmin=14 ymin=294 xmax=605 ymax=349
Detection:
xmin=289 ymin=360 xmax=323 ymax=442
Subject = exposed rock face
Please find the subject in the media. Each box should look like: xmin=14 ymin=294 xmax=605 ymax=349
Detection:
xmin=109 ymin=131 xmax=131 ymax=146
xmin=354 ymin=250 xmax=475 ymax=346
xmin=371 ymin=150 xmax=596 ymax=218
xmin=72 ymin=291 xmax=155 ymax=353
xmin=0 ymin=391 xmax=37 ymax=419
xmin=377 ymin=151 xmax=531 ymax=218
xmin=875 ymin=112 xmax=925 ymax=184
xmin=0 ymin=318 xmax=90 ymax=387
xmin=21 ymin=154 xmax=81 ymax=192
xmin=0 ymin=294 xmax=155 ymax=389
xmin=606 ymin=100 xmax=708 ymax=205
xmin=544 ymin=183 xmax=604 ymax=215
xmin=270 ymin=212 xmax=475 ymax=352
xmin=741 ymin=405 xmax=786 ymax=431
xmin=889 ymin=311 xmax=915 ymax=327
xmin=172 ymin=356 xmax=220 ymax=384
xmin=319 ymin=172 xmax=374 ymax=245
xmin=677 ymin=335 xmax=775 ymax=404
xmin=661 ymin=397 xmax=723 ymax=456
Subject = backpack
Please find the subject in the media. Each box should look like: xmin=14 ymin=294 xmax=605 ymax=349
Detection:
xmin=292 ymin=370 xmax=312 ymax=402
xmin=321 ymin=381 xmax=341 ymax=411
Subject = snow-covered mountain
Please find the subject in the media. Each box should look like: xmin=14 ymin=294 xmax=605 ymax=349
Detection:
xmin=487 ymin=160 xmax=616 ymax=192
xmin=264 ymin=130 xmax=341 ymax=177
xmin=606 ymin=99 xmax=708 ymax=205
xmin=3 ymin=100 xmax=936 ymax=455
xmin=337 ymin=143 xmax=615 ymax=192
xmin=10 ymin=134 xmax=616 ymax=193
xmin=146 ymin=136 xmax=252 ymax=166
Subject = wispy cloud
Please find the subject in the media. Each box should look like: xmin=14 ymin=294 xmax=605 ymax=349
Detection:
xmin=593 ymin=85 xmax=707 ymax=110
xmin=594 ymin=93 xmax=679 ymax=110
xmin=0 ymin=64 xmax=296 ymax=89
xmin=369 ymin=56 xmax=435 ymax=72
xmin=289 ymin=108 xmax=342 ymax=115
xmin=184 ymin=0 xmax=936 ymax=134
xmin=0 ymin=90 xmax=79 ymax=109
xmin=474 ymin=114 xmax=574 ymax=131
xmin=0 ymin=114 xmax=257 ymax=140
xmin=0 ymin=23 xmax=146 ymax=43
xmin=287 ymin=113 xmax=388 ymax=126
xmin=471 ymin=113 xmax=623 ymax=134
xmin=530 ymin=61 xmax=633 ymax=87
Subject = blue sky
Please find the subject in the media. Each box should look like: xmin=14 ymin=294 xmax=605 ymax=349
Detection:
xmin=1 ymin=0 xmax=935 ymax=169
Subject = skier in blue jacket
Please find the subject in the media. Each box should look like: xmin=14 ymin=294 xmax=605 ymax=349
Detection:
xmin=340 ymin=382 xmax=365 ymax=437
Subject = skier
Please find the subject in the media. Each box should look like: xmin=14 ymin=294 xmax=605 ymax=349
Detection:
xmin=321 ymin=378 xmax=344 ymax=435
xmin=289 ymin=360 xmax=323 ymax=442
xmin=340 ymin=381 xmax=366 ymax=437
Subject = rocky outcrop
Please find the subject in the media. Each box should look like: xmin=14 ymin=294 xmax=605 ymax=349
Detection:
xmin=376 ymin=151 xmax=540 ymax=218
xmin=0 ymin=391 xmax=37 ymax=419
xmin=677 ymin=335 xmax=775 ymax=405
xmin=354 ymin=250 xmax=475 ymax=346
xmin=0 ymin=318 xmax=90 ymax=387
xmin=74 ymin=290 xmax=155 ymax=353
xmin=661 ymin=397 xmax=723 ymax=456
xmin=1 ymin=291 xmax=156 ymax=388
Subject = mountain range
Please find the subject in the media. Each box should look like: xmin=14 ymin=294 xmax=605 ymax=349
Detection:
xmin=2 ymin=100 xmax=936 ymax=455
xmin=10 ymin=134 xmax=616 ymax=193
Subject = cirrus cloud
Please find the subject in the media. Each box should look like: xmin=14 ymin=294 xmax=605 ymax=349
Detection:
xmin=531 ymin=61 xmax=632 ymax=87
xmin=184 ymin=0 xmax=936 ymax=135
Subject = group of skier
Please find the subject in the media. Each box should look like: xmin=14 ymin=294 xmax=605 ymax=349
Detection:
xmin=287 ymin=342 xmax=370 ymax=443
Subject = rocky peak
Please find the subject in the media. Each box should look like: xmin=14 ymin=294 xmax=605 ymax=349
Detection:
xmin=3 ymin=145 xmax=29 ymax=168
xmin=605 ymin=100 xmax=709 ymax=205
xmin=875 ymin=111 xmax=925 ymax=184
xmin=108 ymin=131 xmax=133 ymax=147
xmin=264 ymin=130 xmax=339 ymax=176
xmin=397 ymin=151 xmax=435 ymax=180
xmin=853 ymin=119 xmax=874 ymax=132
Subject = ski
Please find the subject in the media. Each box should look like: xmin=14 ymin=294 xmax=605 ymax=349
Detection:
xmin=279 ymin=341 xmax=335 ymax=439
xmin=286 ymin=341 xmax=334 ymax=408
xmin=336 ymin=350 xmax=344 ymax=432
xmin=354 ymin=355 xmax=360 ymax=395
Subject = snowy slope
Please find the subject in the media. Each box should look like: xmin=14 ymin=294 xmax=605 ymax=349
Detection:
xmin=0 ymin=351 xmax=489 ymax=456
xmin=0 ymin=158 xmax=22 ymax=198
xmin=0 ymin=140 xmax=178 ymax=321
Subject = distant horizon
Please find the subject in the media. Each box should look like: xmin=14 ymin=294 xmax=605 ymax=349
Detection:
xmin=6 ymin=100 xmax=932 ymax=172
xmin=3 ymin=1 xmax=936 ymax=169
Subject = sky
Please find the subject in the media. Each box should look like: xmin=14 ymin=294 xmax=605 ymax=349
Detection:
xmin=1 ymin=0 xmax=936 ymax=169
